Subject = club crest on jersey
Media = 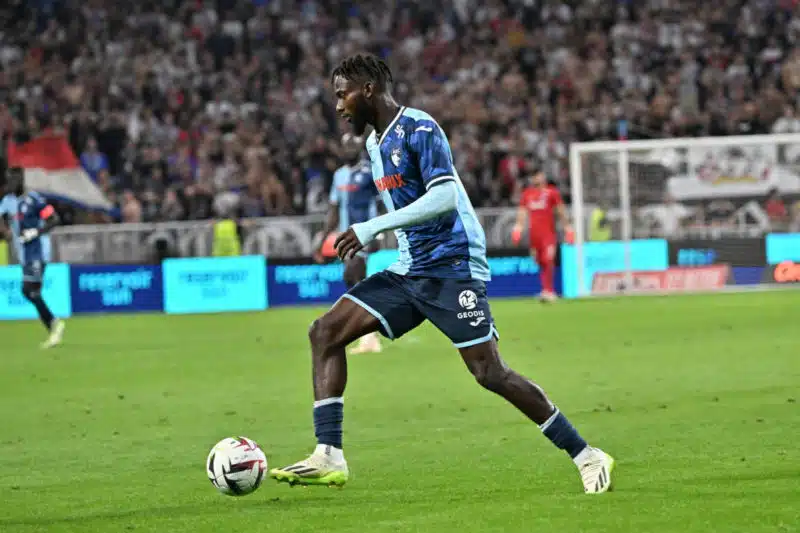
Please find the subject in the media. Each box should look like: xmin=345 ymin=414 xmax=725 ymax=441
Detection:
xmin=390 ymin=147 xmax=402 ymax=167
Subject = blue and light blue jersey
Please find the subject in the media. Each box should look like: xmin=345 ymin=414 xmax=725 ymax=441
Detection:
xmin=329 ymin=160 xmax=378 ymax=231
xmin=0 ymin=192 xmax=52 ymax=265
xmin=365 ymin=106 xmax=489 ymax=281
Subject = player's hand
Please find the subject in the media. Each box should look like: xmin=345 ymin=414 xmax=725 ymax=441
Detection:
xmin=564 ymin=225 xmax=575 ymax=245
xmin=20 ymin=228 xmax=39 ymax=244
xmin=511 ymin=224 xmax=523 ymax=245
xmin=334 ymin=227 xmax=365 ymax=261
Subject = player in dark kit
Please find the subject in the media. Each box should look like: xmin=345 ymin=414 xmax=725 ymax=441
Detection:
xmin=270 ymin=54 xmax=615 ymax=493
xmin=0 ymin=167 xmax=65 ymax=348
xmin=317 ymin=132 xmax=381 ymax=354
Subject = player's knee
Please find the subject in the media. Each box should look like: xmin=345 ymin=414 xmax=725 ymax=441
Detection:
xmin=309 ymin=316 xmax=337 ymax=351
xmin=21 ymin=283 xmax=39 ymax=301
xmin=470 ymin=357 xmax=508 ymax=392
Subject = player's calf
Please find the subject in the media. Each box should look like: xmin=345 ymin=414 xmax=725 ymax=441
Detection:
xmin=460 ymin=340 xmax=554 ymax=423
xmin=271 ymin=299 xmax=380 ymax=487
xmin=21 ymin=281 xmax=54 ymax=330
xmin=459 ymin=340 xmax=614 ymax=493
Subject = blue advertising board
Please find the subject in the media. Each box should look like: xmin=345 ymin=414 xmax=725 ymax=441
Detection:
xmin=560 ymin=239 xmax=670 ymax=298
xmin=162 ymin=256 xmax=267 ymax=314
xmin=0 ymin=263 xmax=72 ymax=320
xmin=730 ymin=266 xmax=767 ymax=286
xmin=266 ymin=252 xmax=559 ymax=307
xmin=269 ymin=263 xmax=347 ymax=306
xmin=71 ymin=265 xmax=163 ymax=313
xmin=485 ymin=256 xmax=561 ymax=297
xmin=765 ymin=233 xmax=800 ymax=264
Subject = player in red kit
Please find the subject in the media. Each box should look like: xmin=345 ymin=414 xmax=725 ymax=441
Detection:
xmin=512 ymin=167 xmax=573 ymax=302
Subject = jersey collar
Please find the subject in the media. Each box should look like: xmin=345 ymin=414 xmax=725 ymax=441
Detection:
xmin=377 ymin=106 xmax=406 ymax=147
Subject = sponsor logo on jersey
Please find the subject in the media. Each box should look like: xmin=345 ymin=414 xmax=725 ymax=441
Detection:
xmin=375 ymin=173 xmax=406 ymax=192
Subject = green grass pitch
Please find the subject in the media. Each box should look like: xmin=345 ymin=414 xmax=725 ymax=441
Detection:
xmin=1 ymin=291 xmax=798 ymax=533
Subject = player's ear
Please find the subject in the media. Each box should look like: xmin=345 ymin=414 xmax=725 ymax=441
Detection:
xmin=362 ymin=81 xmax=374 ymax=100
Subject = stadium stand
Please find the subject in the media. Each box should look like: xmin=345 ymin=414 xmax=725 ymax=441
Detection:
xmin=1 ymin=0 xmax=800 ymax=224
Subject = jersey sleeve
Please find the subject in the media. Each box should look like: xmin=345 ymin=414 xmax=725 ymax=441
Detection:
xmin=408 ymin=120 xmax=456 ymax=190
xmin=30 ymin=192 xmax=53 ymax=218
xmin=329 ymin=169 xmax=343 ymax=205
xmin=519 ymin=188 xmax=529 ymax=208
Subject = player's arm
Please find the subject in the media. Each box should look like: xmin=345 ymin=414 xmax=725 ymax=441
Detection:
xmin=335 ymin=121 xmax=458 ymax=259
xmin=20 ymin=199 xmax=60 ymax=243
xmin=322 ymin=181 xmax=340 ymax=238
xmin=0 ymin=199 xmax=8 ymax=240
xmin=552 ymin=189 xmax=575 ymax=243
xmin=321 ymin=202 xmax=340 ymax=240
xmin=315 ymin=175 xmax=341 ymax=262
xmin=512 ymin=193 xmax=527 ymax=244
xmin=336 ymin=181 xmax=457 ymax=259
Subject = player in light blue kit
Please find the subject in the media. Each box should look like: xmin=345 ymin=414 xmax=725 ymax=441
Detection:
xmin=270 ymin=54 xmax=614 ymax=493
xmin=318 ymin=132 xmax=382 ymax=354
xmin=0 ymin=167 xmax=65 ymax=348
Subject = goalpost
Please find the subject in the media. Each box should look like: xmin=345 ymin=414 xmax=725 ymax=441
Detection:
xmin=567 ymin=133 xmax=800 ymax=298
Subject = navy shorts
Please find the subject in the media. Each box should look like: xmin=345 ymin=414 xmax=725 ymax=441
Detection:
xmin=341 ymin=271 xmax=499 ymax=348
xmin=22 ymin=260 xmax=46 ymax=283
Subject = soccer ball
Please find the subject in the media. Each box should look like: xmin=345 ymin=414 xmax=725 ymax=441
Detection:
xmin=206 ymin=436 xmax=268 ymax=496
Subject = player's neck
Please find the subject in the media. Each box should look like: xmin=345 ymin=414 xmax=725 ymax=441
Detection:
xmin=372 ymin=96 xmax=401 ymax=139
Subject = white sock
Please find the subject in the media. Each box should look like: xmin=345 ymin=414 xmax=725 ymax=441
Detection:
xmin=572 ymin=446 xmax=593 ymax=467
xmin=314 ymin=443 xmax=345 ymax=462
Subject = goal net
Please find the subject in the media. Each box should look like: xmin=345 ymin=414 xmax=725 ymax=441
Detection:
xmin=567 ymin=133 xmax=800 ymax=298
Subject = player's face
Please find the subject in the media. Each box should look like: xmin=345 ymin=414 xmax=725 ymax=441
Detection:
xmin=532 ymin=172 xmax=545 ymax=187
xmin=334 ymin=75 xmax=373 ymax=137
xmin=6 ymin=169 xmax=24 ymax=195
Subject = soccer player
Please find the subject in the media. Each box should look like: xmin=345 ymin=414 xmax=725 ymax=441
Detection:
xmin=270 ymin=54 xmax=614 ymax=494
xmin=0 ymin=167 xmax=66 ymax=348
xmin=317 ymin=132 xmax=382 ymax=354
xmin=512 ymin=168 xmax=573 ymax=302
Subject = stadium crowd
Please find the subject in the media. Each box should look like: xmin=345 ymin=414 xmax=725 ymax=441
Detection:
xmin=2 ymin=0 xmax=800 ymax=224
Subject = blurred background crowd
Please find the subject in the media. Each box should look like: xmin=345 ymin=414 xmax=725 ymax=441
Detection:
xmin=2 ymin=0 xmax=800 ymax=225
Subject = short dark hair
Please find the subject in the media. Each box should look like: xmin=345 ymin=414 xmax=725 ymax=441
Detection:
xmin=331 ymin=53 xmax=393 ymax=90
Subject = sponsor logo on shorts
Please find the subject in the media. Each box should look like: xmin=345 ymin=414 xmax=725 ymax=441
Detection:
xmin=469 ymin=316 xmax=486 ymax=327
xmin=458 ymin=290 xmax=477 ymax=310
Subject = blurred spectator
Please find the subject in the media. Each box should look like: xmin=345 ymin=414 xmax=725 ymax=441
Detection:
xmin=2 ymin=0 xmax=800 ymax=225
xmin=765 ymin=188 xmax=789 ymax=228
xmin=161 ymin=188 xmax=186 ymax=222
xmin=79 ymin=137 xmax=109 ymax=183
xmin=121 ymin=190 xmax=143 ymax=223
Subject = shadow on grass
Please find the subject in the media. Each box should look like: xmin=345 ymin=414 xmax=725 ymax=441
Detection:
xmin=0 ymin=495 xmax=328 ymax=528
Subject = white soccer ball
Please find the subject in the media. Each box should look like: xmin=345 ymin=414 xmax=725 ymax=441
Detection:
xmin=206 ymin=436 xmax=268 ymax=496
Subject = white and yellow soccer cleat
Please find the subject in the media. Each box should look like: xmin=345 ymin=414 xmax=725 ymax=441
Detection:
xmin=539 ymin=291 xmax=558 ymax=303
xmin=577 ymin=447 xmax=615 ymax=494
xmin=270 ymin=446 xmax=349 ymax=487
xmin=41 ymin=319 xmax=65 ymax=349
